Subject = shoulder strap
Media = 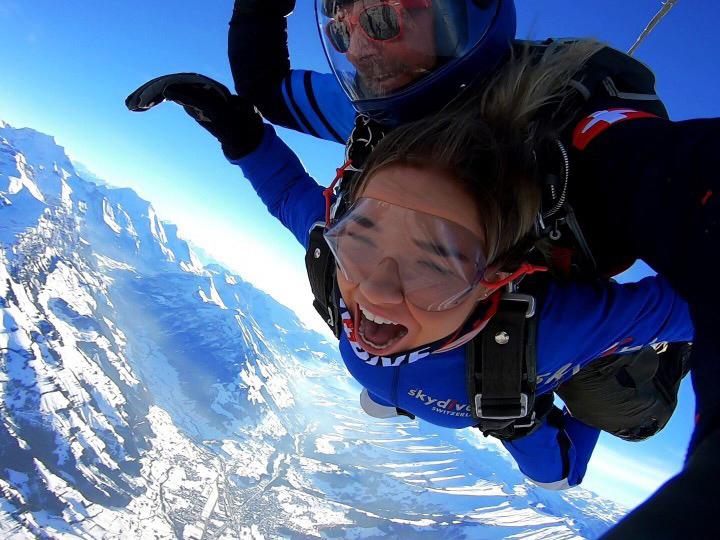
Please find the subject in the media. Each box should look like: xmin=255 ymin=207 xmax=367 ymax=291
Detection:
xmin=523 ymin=38 xmax=668 ymax=119
xmin=525 ymin=39 xmax=668 ymax=278
xmin=466 ymin=293 xmax=541 ymax=439
xmin=305 ymin=224 xmax=342 ymax=337
xmin=573 ymin=44 xmax=669 ymax=119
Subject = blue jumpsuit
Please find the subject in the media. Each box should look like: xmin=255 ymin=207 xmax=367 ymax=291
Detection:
xmin=231 ymin=124 xmax=693 ymax=489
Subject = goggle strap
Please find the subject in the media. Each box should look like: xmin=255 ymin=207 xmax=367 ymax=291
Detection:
xmin=438 ymin=291 xmax=502 ymax=349
xmin=481 ymin=263 xmax=549 ymax=292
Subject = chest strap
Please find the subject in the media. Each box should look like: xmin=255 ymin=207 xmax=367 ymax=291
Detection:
xmin=466 ymin=293 xmax=540 ymax=438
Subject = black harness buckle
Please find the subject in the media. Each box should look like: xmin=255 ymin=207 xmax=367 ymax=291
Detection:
xmin=467 ymin=292 xmax=539 ymax=431
xmin=474 ymin=392 xmax=529 ymax=420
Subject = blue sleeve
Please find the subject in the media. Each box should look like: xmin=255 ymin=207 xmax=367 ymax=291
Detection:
xmin=228 ymin=8 xmax=354 ymax=144
xmin=230 ymin=125 xmax=325 ymax=249
xmin=536 ymin=275 xmax=694 ymax=389
xmin=503 ymin=408 xmax=600 ymax=488
xmin=280 ymin=70 xmax=355 ymax=143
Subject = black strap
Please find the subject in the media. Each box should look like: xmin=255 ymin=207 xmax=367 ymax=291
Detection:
xmin=482 ymin=394 xmax=555 ymax=441
xmin=345 ymin=115 xmax=386 ymax=170
xmin=527 ymin=40 xmax=670 ymax=278
xmin=305 ymin=224 xmax=341 ymax=337
xmin=573 ymin=44 xmax=669 ymax=119
xmin=466 ymin=293 xmax=540 ymax=440
xmin=479 ymin=300 xmax=527 ymax=418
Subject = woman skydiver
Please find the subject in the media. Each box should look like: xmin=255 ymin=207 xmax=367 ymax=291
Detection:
xmin=226 ymin=0 xmax=691 ymax=440
xmin=125 ymin=41 xmax=693 ymax=493
xmin=224 ymin=2 xmax=720 ymax=535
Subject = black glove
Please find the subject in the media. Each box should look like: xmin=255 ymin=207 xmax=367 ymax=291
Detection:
xmin=232 ymin=0 xmax=295 ymax=17
xmin=125 ymin=73 xmax=264 ymax=160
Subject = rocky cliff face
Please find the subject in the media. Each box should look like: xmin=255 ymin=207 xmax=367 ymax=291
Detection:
xmin=0 ymin=121 xmax=624 ymax=539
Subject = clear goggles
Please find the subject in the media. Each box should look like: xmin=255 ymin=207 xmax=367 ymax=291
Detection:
xmin=323 ymin=197 xmax=487 ymax=311
xmin=316 ymin=0 xmax=502 ymax=101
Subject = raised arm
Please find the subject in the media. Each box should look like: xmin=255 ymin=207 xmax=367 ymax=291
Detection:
xmin=535 ymin=274 xmax=693 ymax=393
xmin=228 ymin=0 xmax=355 ymax=143
xmin=126 ymin=73 xmax=324 ymax=248
xmin=230 ymin=124 xmax=325 ymax=248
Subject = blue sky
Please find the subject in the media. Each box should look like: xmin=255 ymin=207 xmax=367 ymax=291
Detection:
xmin=1 ymin=0 xmax=715 ymax=509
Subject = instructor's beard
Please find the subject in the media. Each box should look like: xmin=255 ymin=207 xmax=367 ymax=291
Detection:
xmin=354 ymin=56 xmax=437 ymax=98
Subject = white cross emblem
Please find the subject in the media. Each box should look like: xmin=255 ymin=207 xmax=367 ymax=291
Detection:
xmin=580 ymin=109 xmax=637 ymax=134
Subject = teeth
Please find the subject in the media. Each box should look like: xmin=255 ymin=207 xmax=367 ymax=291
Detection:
xmin=359 ymin=326 xmax=395 ymax=350
xmin=357 ymin=305 xmax=408 ymax=351
xmin=360 ymin=306 xmax=398 ymax=325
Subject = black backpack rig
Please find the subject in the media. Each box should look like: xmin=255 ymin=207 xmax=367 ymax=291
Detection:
xmin=305 ymin=40 xmax=677 ymax=441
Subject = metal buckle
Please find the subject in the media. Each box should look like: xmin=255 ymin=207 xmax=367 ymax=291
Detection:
xmin=474 ymin=393 xmax=529 ymax=420
xmin=500 ymin=293 xmax=536 ymax=318
xmin=511 ymin=411 xmax=537 ymax=429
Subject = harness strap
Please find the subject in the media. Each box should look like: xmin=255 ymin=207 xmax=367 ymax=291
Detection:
xmin=467 ymin=293 xmax=539 ymax=439
xmin=305 ymin=224 xmax=342 ymax=337
xmin=569 ymin=43 xmax=669 ymax=119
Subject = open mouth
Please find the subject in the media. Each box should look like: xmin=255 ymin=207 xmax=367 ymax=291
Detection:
xmin=359 ymin=67 xmax=407 ymax=90
xmin=355 ymin=304 xmax=409 ymax=353
xmin=369 ymin=72 xmax=407 ymax=89
xmin=373 ymin=72 xmax=398 ymax=81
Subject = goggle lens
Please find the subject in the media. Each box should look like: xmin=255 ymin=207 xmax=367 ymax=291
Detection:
xmin=360 ymin=5 xmax=401 ymax=41
xmin=327 ymin=19 xmax=351 ymax=53
xmin=325 ymin=198 xmax=486 ymax=312
xmin=325 ymin=2 xmax=404 ymax=53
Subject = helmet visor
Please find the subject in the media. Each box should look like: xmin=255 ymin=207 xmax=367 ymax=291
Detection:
xmin=324 ymin=197 xmax=487 ymax=311
xmin=317 ymin=0 xmax=503 ymax=101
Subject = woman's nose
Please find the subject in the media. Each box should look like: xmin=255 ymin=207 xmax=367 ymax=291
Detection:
xmin=358 ymin=257 xmax=404 ymax=306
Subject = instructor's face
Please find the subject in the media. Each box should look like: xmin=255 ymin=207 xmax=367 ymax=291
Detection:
xmin=341 ymin=1 xmax=437 ymax=96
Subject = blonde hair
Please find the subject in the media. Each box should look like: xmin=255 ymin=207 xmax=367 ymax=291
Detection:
xmin=350 ymin=40 xmax=604 ymax=269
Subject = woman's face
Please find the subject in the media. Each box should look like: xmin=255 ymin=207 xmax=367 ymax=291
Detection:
xmin=336 ymin=164 xmax=496 ymax=355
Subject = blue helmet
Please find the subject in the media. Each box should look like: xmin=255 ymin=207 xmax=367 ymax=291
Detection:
xmin=316 ymin=0 xmax=517 ymax=125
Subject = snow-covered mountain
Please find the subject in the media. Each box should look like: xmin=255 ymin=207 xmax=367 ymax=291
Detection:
xmin=0 ymin=120 xmax=626 ymax=539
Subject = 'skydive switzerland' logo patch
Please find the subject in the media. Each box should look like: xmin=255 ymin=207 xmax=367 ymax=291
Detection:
xmin=573 ymin=108 xmax=657 ymax=150
xmin=408 ymin=389 xmax=472 ymax=417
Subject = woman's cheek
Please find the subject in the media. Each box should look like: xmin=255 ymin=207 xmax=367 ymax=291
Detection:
xmin=336 ymin=272 xmax=357 ymax=309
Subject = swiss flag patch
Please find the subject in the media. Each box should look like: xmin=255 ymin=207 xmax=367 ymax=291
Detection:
xmin=572 ymin=108 xmax=658 ymax=150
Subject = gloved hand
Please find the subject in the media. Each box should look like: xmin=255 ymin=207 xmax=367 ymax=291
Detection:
xmin=125 ymin=73 xmax=264 ymax=160
xmin=232 ymin=0 xmax=295 ymax=17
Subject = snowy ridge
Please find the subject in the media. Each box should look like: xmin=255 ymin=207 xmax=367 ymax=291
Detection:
xmin=0 ymin=121 xmax=625 ymax=538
